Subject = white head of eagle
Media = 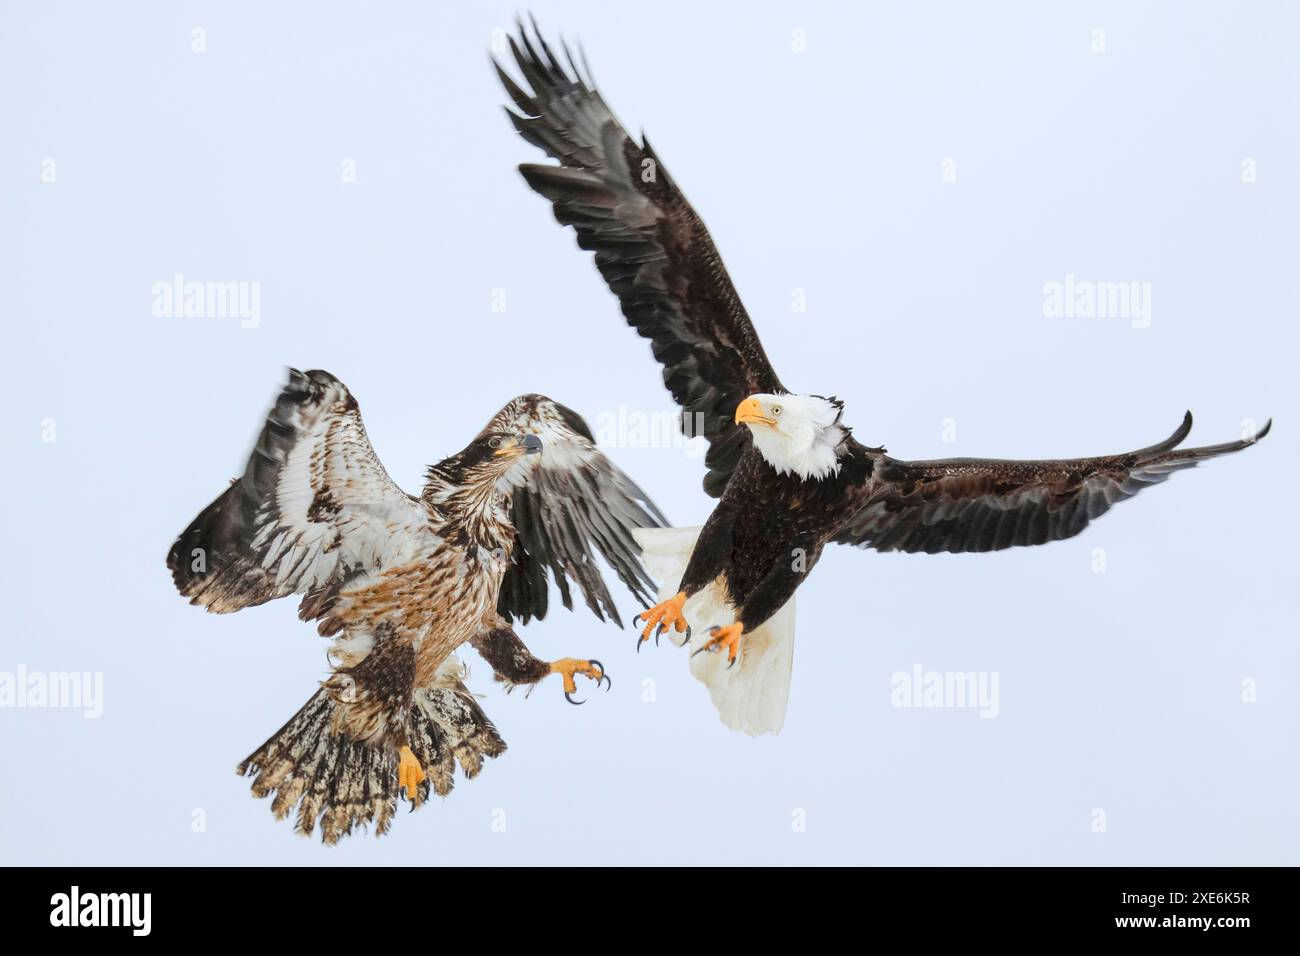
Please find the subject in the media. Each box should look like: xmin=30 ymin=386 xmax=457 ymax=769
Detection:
xmin=735 ymin=394 xmax=847 ymax=481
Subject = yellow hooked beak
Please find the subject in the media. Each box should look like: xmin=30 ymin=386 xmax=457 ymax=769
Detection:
xmin=735 ymin=397 xmax=776 ymax=427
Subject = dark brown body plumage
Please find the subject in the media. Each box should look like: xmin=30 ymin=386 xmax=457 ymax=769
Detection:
xmin=682 ymin=445 xmax=873 ymax=627
xmin=499 ymin=22 xmax=1271 ymax=641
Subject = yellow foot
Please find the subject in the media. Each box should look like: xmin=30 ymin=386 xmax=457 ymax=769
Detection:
xmin=634 ymin=592 xmax=691 ymax=651
xmin=548 ymin=658 xmax=611 ymax=705
xmin=397 ymin=745 xmax=425 ymax=802
xmin=692 ymin=622 xmax=745 ymax=668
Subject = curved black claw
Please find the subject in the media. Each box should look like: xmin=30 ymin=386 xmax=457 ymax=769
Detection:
xmin=654 ymin=622 xmax=667 ymax=647
xmin=682 ymin=624 xmax=692 ymax=646
xmin=565 ymin=690 xmax=586 ymax=706
xmin=691 ymin=625 xmax=720 ymax=658
xmin=588 ymin=659 xmax=612 ymax=691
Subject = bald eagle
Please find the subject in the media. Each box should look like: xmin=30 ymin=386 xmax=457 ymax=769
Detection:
xmin=167 ymin=369 xmax=662 ymax=842
xmin=497 ymin=23 xmax=1272 ymax=735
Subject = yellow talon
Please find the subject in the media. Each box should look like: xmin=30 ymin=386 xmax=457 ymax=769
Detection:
xmin=693 ymin=622 xmax=745 ymax=667
xmin=548 ymin=658 xmax=610 ymax=704
xmin=397 ymin=745 xmax=425 ymax=801
xmin=636 ymin=592 xmax=690 ymax=649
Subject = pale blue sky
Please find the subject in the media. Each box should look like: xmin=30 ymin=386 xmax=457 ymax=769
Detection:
xmin=2 ymin=0 xmax=1296 ymax=865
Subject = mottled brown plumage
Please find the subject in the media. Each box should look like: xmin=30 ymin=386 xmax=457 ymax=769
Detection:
xmin=168 ymin=369 xmax=662 ymax=841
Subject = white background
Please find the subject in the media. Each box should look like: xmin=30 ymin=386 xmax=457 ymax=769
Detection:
xmin=2 ymin=0 xmax=1296 ymax=864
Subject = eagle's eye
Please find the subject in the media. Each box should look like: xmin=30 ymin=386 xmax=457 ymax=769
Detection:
xmin=488 ymin=437 xmax=503 ymax=449
xmin=771 ymin=405 xmax=783 ymax=417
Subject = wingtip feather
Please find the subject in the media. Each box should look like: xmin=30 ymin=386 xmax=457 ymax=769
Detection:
xmin=1135 ymin=410 xmax=1193 ymax=458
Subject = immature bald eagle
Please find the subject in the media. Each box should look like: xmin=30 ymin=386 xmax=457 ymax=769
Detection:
xmin=497 ymin=23 xmax=1271 ymax=735
xmin=167 ymin=369 xmax=662 ymax=842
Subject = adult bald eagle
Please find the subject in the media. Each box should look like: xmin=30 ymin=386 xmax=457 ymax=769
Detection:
xmin=167 ymin=369 xmax=662 ymax=842
xmin=497 ymin=23 xmax=1272 ymax=735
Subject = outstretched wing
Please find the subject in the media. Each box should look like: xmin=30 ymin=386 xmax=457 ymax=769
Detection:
xmin=497 ymin=20 xmax=785 ymax=497
xmin=486 ymin=394 xmax=666 ymax=627
xmin=836 ymin=415 xmax=1271 ymax=554
xmin=167 ymin=369 xmax=434 ymax=615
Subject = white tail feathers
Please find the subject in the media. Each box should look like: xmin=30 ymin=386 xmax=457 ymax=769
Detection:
xmin=632 ymin=527 xmax=795 ymax=736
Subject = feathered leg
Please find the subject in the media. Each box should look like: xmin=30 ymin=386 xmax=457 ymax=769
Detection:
xmin=472 ymin=623 xmax=610 ymax=705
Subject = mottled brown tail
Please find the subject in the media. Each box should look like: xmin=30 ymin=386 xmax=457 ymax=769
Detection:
xmin=238 ymin=673 xmax=507 ymax=845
